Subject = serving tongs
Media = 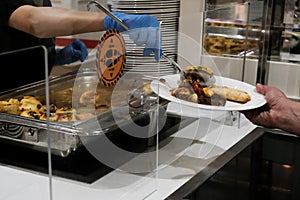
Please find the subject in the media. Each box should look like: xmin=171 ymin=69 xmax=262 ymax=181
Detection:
xmin=87 ymin=0 xmax=128 ymax=31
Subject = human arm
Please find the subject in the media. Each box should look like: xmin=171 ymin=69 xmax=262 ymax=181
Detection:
xmin=242 ymin=84 xmax=300 ymax=136
xmin=9 ymin=6 xmax=161 ymax=60
xmin=9 ymin=5 xmax=106 ymax=38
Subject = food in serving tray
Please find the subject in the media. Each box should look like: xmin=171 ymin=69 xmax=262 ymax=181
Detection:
xmin=0 ymin=98 xmax=20 ymax=115
xmin=0 ymin=80 xmax=151 ymax=121
xmin=205 ymin=19 xmax=261 ymax=29
xmin=169 ymin=65 xmax=251 ymax=106
xmin=204 ymin=35 xmax=259 ymax=55
xmin=0 ymin=96 xmax=78 ymax=122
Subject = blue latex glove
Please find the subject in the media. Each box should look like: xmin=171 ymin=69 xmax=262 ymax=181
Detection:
xmin=55 ymin=39 xmax=88 ymax=65
xmin=103 ymin=12 xmax=162 ymax=61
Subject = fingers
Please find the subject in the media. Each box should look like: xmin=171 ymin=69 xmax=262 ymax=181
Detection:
xmin=128 ymin=27 xmax=162 ymax=61
xmin=143 ymin=48 xmax=152 ymax=57
xmin=55 ymin=40 xmax=88 ymax=65
xmin=113 ymin=13 xmax=161 ymax=60
xmin=129 ymin=29 xmax=148 ymax=46
xmin=129 ymin=27 xmax=157 ymax=47
xmin=71 ymin=49 xmax=82 ymax=61
xmin=71 ymin=39 xmax=88 ymax=62
xmin=255 ymin=83 xmax=265 ymax=94
xmin=154 ymin=48 xmax=162 ymax=61
xmin=143 ymin=47 xmax=162 ymax=61
xmin=79 ymin=46 xmax=88 ymax=62
xmin=143 ymin=27 xmax=159 ymax=59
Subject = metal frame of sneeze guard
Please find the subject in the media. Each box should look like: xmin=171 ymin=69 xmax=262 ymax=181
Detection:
xmin=0 ymin=45 xmax=52 ymax=200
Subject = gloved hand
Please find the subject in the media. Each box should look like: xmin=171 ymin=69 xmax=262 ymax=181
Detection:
xmin=103 ymin=12 xmax=162 ymax=61
xmin=55 ymin=39 xmax=88 ymax=65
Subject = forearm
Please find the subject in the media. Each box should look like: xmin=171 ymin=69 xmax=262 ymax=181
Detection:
xmin=278 ymin=100 xmax=300 ymax=136
xmin=9 ymin=5 xmax=106 ymax=38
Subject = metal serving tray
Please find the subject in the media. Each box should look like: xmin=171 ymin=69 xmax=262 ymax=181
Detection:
xmin=0 ymin=70 xmax=155 ymax=157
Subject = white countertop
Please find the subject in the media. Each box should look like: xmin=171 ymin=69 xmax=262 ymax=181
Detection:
xmin=0 ymin=114 xmax=256 ymax=200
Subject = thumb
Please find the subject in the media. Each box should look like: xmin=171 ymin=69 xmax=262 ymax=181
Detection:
xmin=71 ymin=49 xmax=82 ymax=60
xmin=256 ymin=83 xmax=267 ymax=95
xmin=73 ymin=49 xmax=88 ymax=62
xmin=143 ymin=48 xmax=152 ymax=57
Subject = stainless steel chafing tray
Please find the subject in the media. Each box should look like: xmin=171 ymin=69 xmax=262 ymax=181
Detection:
xmin=0 ymin=70 xmax=158 ymax=157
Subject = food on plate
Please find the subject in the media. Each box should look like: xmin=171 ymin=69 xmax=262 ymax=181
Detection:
xmin=183 ymin=65 xmax=214 ymax=83
xmin=170 ymin=87 xmax=198 ymax=103
xmin=170 ymin=65 xmax=251 ymax=106
xmin=170 ymin=79 xmax=226 ymax=106
xmin=185 ymin=65 xmax=214 ymax=75
xmin=203 ymin=85 xmax=251 ymax=103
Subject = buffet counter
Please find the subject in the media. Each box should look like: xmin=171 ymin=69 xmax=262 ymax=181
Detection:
xmin=0 ymin=114 xmax=260 ymax=200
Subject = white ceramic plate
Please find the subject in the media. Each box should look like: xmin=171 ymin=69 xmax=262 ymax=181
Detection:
xmin=150 ymin=74 xmax=267 ymax=111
